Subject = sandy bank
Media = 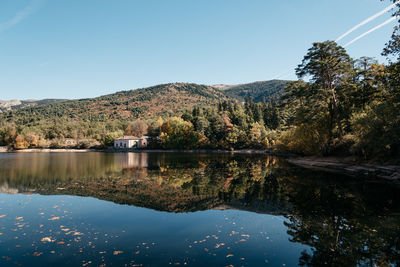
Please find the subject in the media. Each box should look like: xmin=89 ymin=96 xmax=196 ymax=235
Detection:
xmin=288 ymin=156 xmax=400 ymax=182
xmin=1 ymin=148 xmax=97 ymax=153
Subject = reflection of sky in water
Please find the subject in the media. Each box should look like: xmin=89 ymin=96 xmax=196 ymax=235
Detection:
xmin=0 ymin=194 xmax=308 ymax=266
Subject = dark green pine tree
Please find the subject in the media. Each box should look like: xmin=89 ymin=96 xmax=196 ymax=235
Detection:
xmin=295 ymin=41 xmax=354 ymax=140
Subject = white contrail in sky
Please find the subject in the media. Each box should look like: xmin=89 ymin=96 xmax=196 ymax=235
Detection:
xmin=344 ymin=16 xmax=398 ymax=47
xmin=335 ymin=3 xmax=396 ymax=42
xmin=0 ymin=0 xmax=43 ymax=33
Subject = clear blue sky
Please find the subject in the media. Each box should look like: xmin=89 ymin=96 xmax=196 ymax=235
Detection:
xmin=0 ymin=0 xmax=397 ymax=100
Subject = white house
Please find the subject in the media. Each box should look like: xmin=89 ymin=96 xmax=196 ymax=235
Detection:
xmin=114 ymin=136 xmax=149 ymax=149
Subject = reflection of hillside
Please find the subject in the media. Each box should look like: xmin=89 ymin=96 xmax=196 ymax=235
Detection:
xmin=0 ymin=153 xmax=287 ymax=212
xmin=34 ymin=156 xmax=284 ymax=213
xmin=0 ymin=153 xmax=122 ymax=185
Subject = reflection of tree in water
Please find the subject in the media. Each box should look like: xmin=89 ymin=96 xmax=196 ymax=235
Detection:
xmin=281 ymin=176 xmax=400 ymax=266
xmin=187 ymin=158 xmax=400 ymax=266
xmin=1 ymin=152 xmax=399 ymax=265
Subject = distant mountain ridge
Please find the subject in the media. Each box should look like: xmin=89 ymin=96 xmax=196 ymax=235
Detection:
xmin=0 ymin=99 xmax=66 ymax=112
xmin=215 ymin=80 xmax=288 ymax=102
xmin=1 ymin=80 xmax=288 ymax=124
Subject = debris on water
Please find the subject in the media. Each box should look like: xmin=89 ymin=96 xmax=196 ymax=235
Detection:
xmin=215 ymin=243 xmax=225 ymax=248
xmin=73 ymin=231 xmax=84 ymax=236
xmin=41 ymin=237 xmax=55 ymax=242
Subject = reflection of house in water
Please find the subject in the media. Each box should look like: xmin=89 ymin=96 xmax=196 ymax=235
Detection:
xmin=115 ymin=153 xmax=149 ymax=180
xmin=119 ymin=153 xmax=149 ymax=169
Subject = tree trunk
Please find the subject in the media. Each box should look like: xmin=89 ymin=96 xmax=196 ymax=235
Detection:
xmin=331 ymin=89 xmax=344 ymax=139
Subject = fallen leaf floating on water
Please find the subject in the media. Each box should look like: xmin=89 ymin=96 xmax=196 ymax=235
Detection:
xmin=74 ymin=232 xmax=83 ymax=236
xmin=215 ymin=243 xmax=225 ymax=248
xmin=113 ymin=251 xmax=123 ymax=255
xmin=48 ymin=217 xmax=60 ymax=221
xmin=41 ymin=237 xmax=55 ymax=243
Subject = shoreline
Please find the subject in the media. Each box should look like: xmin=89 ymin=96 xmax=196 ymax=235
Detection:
xmin=0 ymin=147 xmax=97 ymax=153
xmin=287 ymin=156 xmax=400 ymax=182
xmin=0 ymin=147 xmax=280 ymax=155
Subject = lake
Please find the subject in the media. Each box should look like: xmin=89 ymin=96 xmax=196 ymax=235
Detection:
xmin=0 ymin=152 xmax=399 ymax=266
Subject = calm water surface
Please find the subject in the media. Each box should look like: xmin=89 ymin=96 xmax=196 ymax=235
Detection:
xmin=0 ymin=152 xmax=399 ymax=266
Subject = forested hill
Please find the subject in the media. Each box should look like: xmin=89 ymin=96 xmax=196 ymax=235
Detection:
xmin=1 ymin=83 xmax=228 ymax=124
xmin=1 ymin=81 xmax=287 ymax=124
xmin=214 ymin=80 xmax=288 ymax=102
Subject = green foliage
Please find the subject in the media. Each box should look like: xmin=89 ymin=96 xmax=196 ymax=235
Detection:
xmin=277 ymin=38 xmax=400 ymax=160
xmin=100 ymin=131 xmax=123 ymax=148
xmin=160 ymin=117 xmax=200 ymax=149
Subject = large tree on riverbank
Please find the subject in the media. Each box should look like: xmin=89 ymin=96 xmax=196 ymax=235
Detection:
xmin=292 ymin=41 xmax=354 ymax=151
